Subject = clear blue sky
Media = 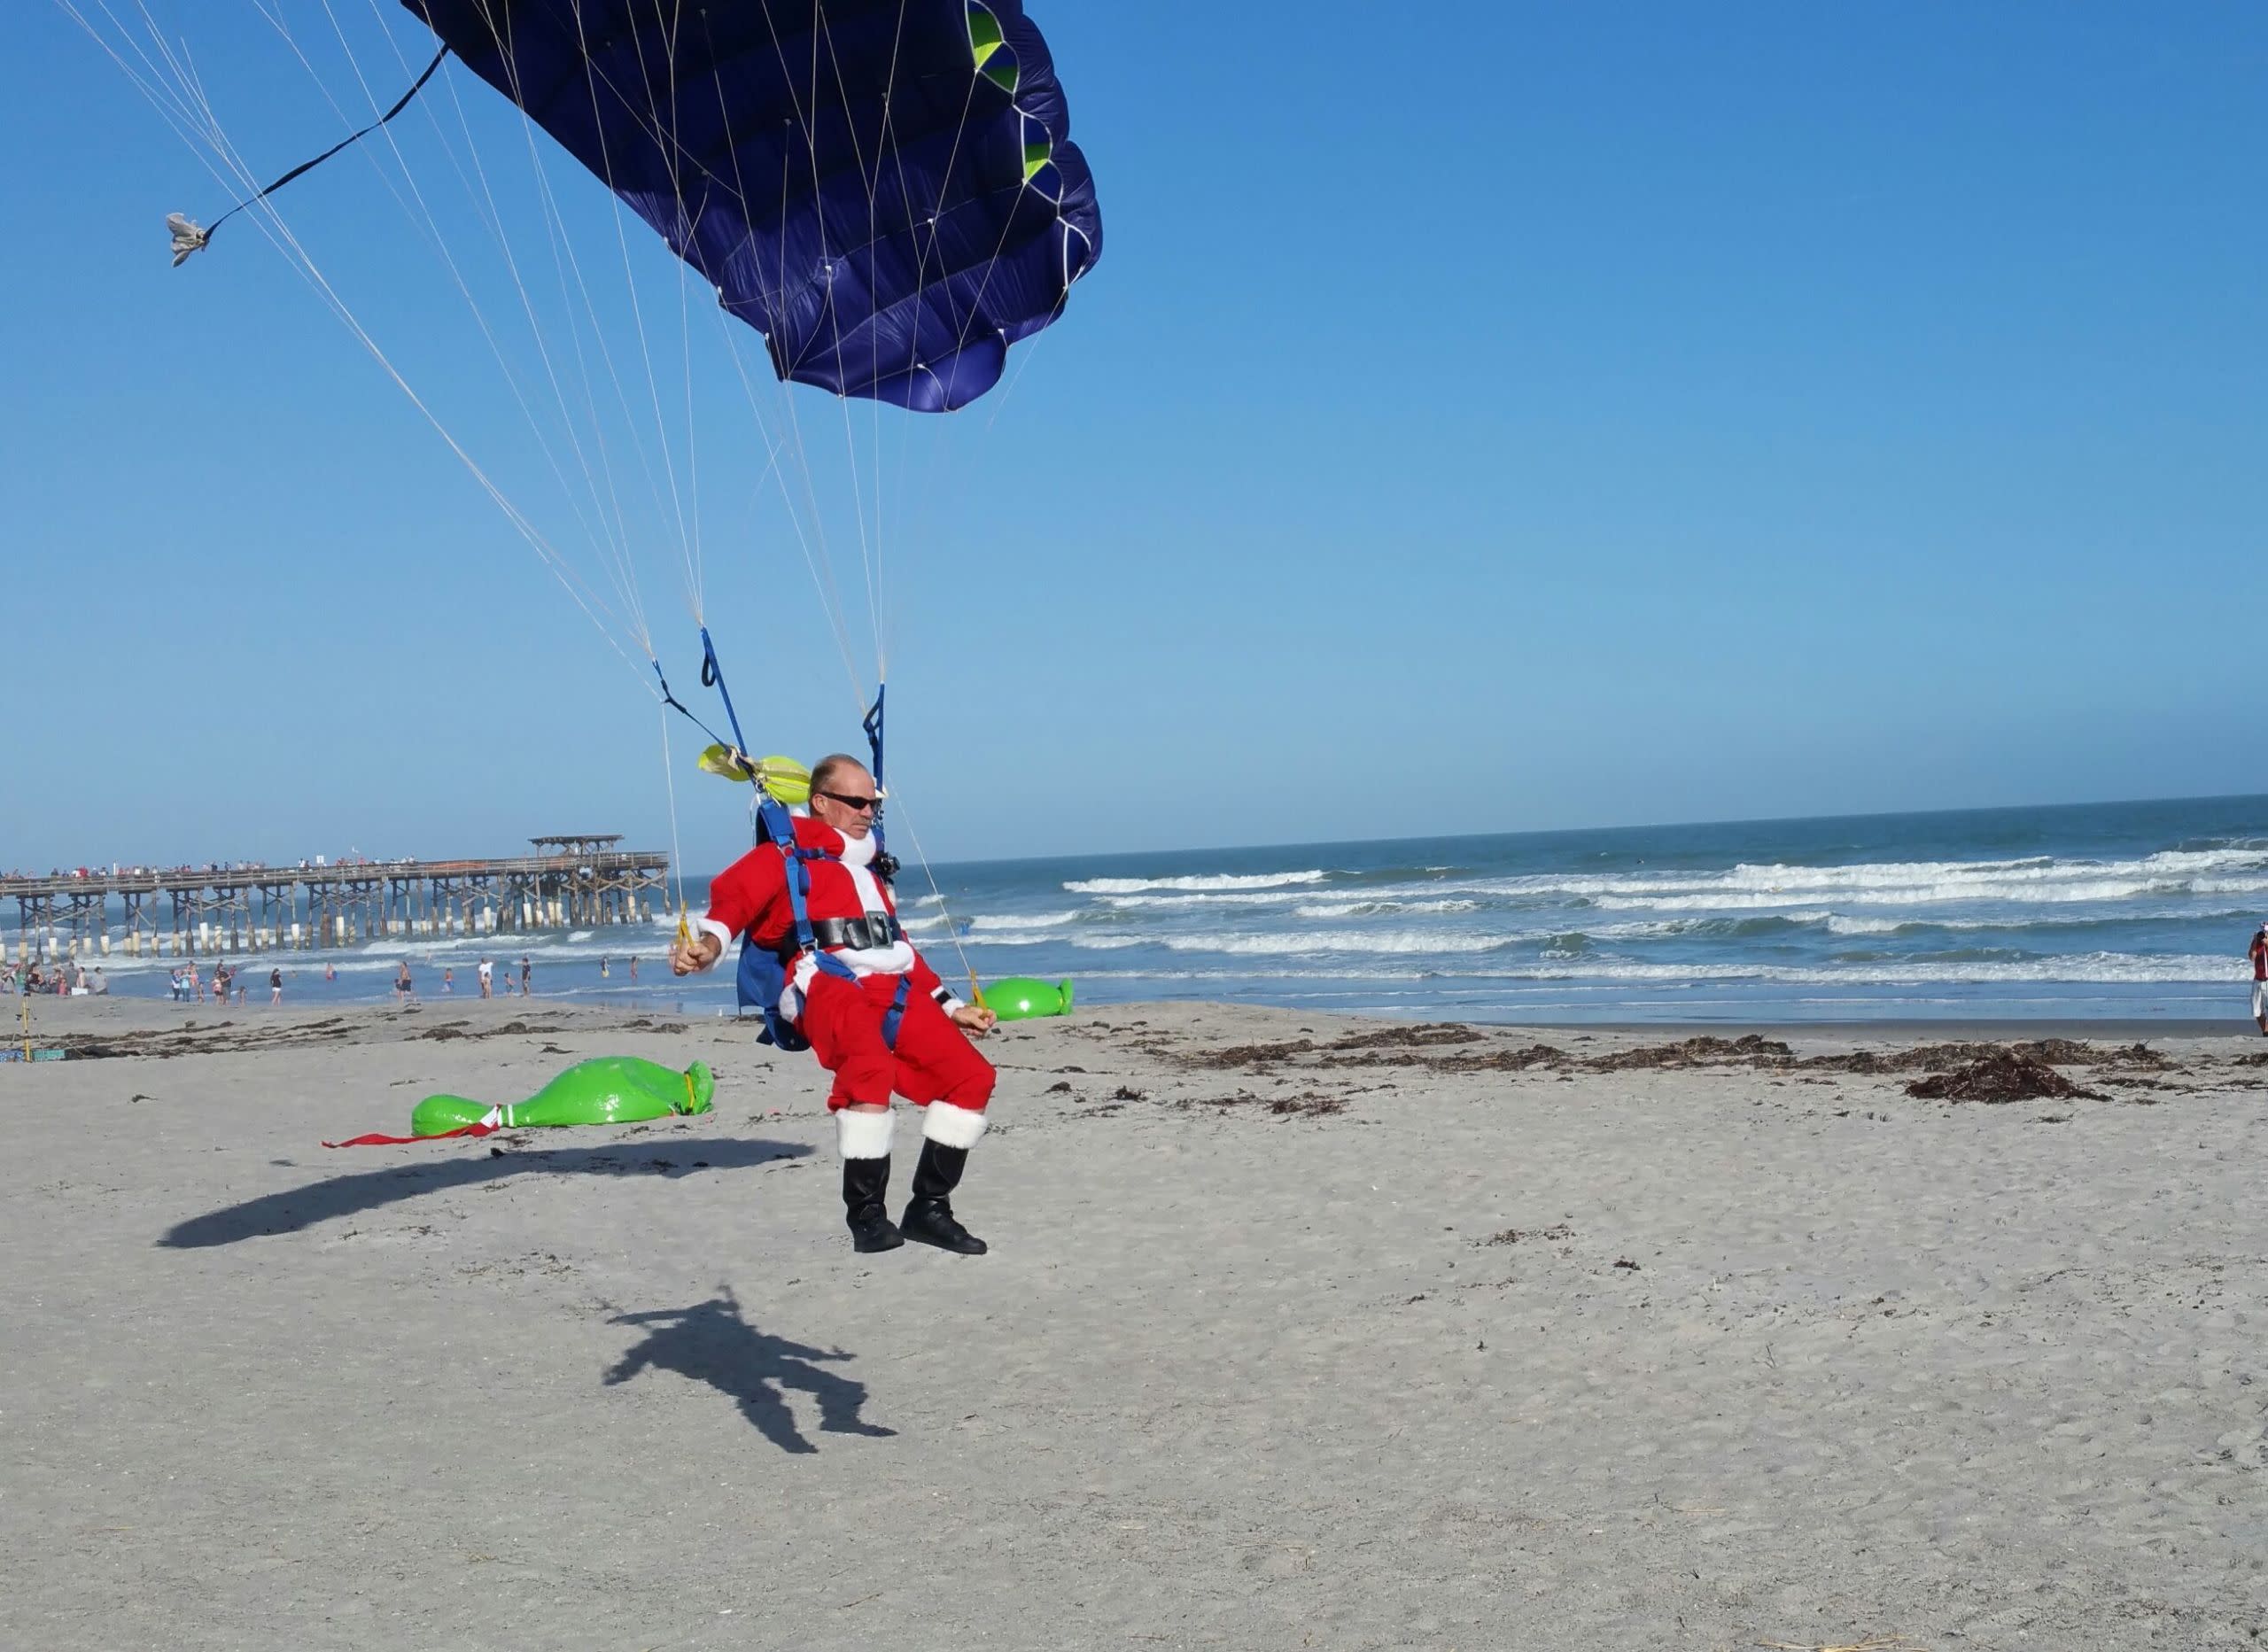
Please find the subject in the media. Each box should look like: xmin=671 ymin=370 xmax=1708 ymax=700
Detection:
xmin=5 ymin=3 xmax=2264 ymax=873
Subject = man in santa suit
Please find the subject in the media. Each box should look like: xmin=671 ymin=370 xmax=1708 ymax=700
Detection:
xmin=668 ymin=754 xmax=998 ymax=1254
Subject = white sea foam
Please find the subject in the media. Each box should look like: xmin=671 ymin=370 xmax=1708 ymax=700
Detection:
xmin=1290 ymin=898 xmax=1480 ymax=919
xmin=966 ymin=911 xmax=1081 ymax=931
xmin=1449 ymin=847 xmax=2268 ymax=909
xmin=1094 ymin=890 xmax=1317 ymax=911
xmin=1044 ymin=952 xmax=2243 ymax=986
xmin=1063 ymin=870 xmax=1329 ymax=895
xmin=1155 ymin=927 xmax=1521 ymax=957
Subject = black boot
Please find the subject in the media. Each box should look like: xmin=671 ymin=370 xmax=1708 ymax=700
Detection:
xmin=900 ymin=1141 xmax=987 ymax=1254
xmin=843 ymin=1155 xmax=903 ymax=1253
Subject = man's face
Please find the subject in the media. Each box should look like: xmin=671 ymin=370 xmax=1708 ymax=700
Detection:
xmin=810 ymin=763 xmax=881 ymax=841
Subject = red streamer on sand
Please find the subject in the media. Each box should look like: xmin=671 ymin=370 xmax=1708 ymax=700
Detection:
xmin=321 ymin=1122 xmax=500 ymax=1150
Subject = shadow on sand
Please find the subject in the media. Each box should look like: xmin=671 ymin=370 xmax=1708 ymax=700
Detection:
xmin=605 ymin=1287 xmax=895 ymax=1454
xmin=159 ymin=1136 xmax=813 ymax=1248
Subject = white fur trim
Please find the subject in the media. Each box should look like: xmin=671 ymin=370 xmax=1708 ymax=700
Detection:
xmin=836 ymin=1109 xmax=895 ymax=1160
xmin=922 ymin=1102 xmax=989 ymax=1149
xmin=695 ymin=917 xmax=735 ymax=954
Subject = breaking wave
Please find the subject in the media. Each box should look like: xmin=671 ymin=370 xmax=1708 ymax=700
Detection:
xmin=1063 ymin=870 xmax=1330 ymax=895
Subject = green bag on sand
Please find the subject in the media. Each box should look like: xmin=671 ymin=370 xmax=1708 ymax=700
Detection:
xmin=982 ymin=978 xmax=1074 ymax=1021
xmin=411 ymin=1057 xmax=716 ymax=1136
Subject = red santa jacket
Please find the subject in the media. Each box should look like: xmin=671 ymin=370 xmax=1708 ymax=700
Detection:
xmin=697 ymin=816 xmax=957 ymax=1020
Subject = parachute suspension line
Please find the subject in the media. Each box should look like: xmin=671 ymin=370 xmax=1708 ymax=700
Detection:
xmin=610 ymin=0 xmax=709 ymax=624
xmin=281 ymin=0 xmax=652 ymax=650
xmin=161 ymin=40 xmax=447 ymax=263
xmin=658 ymin=700 xmax=690 ymax=946
xmin=713 ymin=318 xmax=868 ymax=716
xmin=805 ymin=3 xmax=909 ymax=678
xmin=862 ymin=6 xmax=915 ymax=680
xmin=752 ymin=2 xmax=885 ymax=686
xmin=473 ymin=2 xmax=675 ymax=652
xmin=882 ymin=788 xmax=983 ymax=1008
xmin=691 ymin=6 xmax=868 ymax=719
xmin=344 ymin=0 xmax=652 ymax=643
xmin=89 ymin=1 xmax=647 ymax=684
xmin=563 ymin=1 xmax=703 ymax=627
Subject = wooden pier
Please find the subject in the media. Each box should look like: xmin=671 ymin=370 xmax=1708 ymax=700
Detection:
xmin=3 ymin=834 xmax=672 ymax=961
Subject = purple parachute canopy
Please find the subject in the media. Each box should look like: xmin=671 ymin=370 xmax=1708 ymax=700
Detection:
xmin=401 ymin=0 xmax=1100 ymax=411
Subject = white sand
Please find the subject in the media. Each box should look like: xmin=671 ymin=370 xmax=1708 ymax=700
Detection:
xmin=3 ymin=997 xmax=2264 ymax=1649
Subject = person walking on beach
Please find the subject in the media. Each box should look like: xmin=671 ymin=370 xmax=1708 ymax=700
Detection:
xmin=2248 ymin=922 xmax=2268 ymax=1035
xmin=520 ymin=955 xmax=532 ymax=994
xmin=478 ymin=957 xmax=493 ymax=998
xmin=443 ymin=966 xmax=454 ymax=994
xmin=394 ymin=961 xmax=414 ymax=1004
xmin=670 ymin=754 xmax=998 ymax=1255
xmin=269 ymin=966 xmax=283 ymax=1006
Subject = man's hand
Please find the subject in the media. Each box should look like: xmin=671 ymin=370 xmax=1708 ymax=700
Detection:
xmin=670 ymin=934 xmax=722 ymax=976
xmin=951 ymin=1002 xmax=998 ymax=1038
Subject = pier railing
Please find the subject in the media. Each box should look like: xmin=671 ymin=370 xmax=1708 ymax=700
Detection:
xmin=4 ymin=838 xmax=672 ymax=961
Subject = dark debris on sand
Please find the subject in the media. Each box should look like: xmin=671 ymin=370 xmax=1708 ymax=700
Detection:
xmin=1145 ymin=1019 xmax=2205 ymax=1100
xmin=1905 ymin=1051 xmax=2107 ymax=1104
xmin=1177 ymin=1090 xmax=1348 ymax=1118
xmin=1588 ymin=1034 xmax=1794 ymax=1071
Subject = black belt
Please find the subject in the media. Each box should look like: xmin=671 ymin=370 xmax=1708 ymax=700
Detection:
xmin=811 ymin=914 xmax=903 ymax=951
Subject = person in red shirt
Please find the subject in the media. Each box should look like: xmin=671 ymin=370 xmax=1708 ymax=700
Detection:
xmin=671 ymin=754 xmax=998 ymax=1254
xmin=2248 ymin=923 xmax=2268 ymax=1035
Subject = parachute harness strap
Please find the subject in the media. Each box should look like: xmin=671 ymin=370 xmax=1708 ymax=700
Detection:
xmin=168 ymin=45 xmax=449 ymax=264
xmin=764 ymin=793 xmax=910 ymax=1052
xmin=863 ymin=685 xmax=889 ymax=862
xmin=648 ymin=635 xmax=744 ymax=761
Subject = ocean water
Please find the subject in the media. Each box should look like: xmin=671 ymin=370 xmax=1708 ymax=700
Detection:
xmin=20 ymin=795 xmax=2268 ymax=1024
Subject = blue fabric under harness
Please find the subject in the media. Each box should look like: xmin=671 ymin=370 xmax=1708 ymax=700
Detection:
xmin=735 ymin=797 xmax=910 ymax=1052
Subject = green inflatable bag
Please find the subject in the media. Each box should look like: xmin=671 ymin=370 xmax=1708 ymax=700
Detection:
xmin=411 ymin=1056 xmax=715 ymax=1136
xmin=983 ymin=978 xmax=1074 ymax=1021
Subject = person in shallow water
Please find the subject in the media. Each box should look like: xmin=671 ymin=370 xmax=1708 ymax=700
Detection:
xmin=670 ymin=754 xmax=998 ymax=1255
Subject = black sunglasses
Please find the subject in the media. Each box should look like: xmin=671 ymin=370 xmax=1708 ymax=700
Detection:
xmin=817 ymin=789 xmax=879 ymax=812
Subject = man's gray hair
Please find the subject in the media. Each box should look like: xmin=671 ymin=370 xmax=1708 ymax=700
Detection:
xmin=808 ymin=753 xmax=868 ymax=796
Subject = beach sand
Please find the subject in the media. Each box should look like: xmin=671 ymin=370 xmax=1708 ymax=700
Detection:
xmin=3 ymin=996 xmax=2264 ymax=1650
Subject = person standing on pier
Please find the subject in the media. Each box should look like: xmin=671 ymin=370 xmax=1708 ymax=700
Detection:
xmin=668 ymin=755 xmax=998 ymax=1257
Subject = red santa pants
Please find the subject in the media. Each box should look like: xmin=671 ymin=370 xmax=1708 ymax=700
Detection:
xmin=797 ymin=971 xmax=996 ymax=1113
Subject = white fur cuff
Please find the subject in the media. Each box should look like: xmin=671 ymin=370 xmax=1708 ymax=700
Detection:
xmin=922 ymin=1102 xmax=989 ymax=1149
xmin=836 ymin=1109 xmax=895 ymax=1160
